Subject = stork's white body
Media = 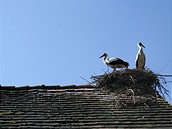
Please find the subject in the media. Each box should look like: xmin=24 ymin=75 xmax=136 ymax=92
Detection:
xmin=136 ymin=42 xmax=146 ymax=70
xmin=103 ymin=58 xmax=127 ymax=69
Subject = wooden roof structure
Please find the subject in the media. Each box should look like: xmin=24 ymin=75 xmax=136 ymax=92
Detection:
xmin=0 ymin=85 xmax=172 ymax=129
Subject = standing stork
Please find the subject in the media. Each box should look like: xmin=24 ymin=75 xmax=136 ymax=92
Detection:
xmin=99 ymin=53 xmax=129 ymax=72
xmin=135 ymin=42 xmax=146 ymax=70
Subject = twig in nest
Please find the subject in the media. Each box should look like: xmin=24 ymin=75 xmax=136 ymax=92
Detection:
xmin=127 ymin=89 xmax=135 ymax=104
xmin=101 ymin=69 xmax=109 ymax=75
xmin=102 ymin=69 xmax=111 ymax=79
xmin=156 ymin=76 xmax=170 ymax=99
xmin=158 ymin=74 xmax=172 ymax=77
xmin=80 ymin=76 xmax=92 ymax=84
xmin=129 ymin=75 xmax=136 ymax=83
xmin=143 ymin=102 xmax=149 ymax=108
xmin=158 ymin=63 xmax=169 ymax=73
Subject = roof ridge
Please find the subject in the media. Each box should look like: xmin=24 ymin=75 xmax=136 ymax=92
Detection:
xmin=0 ymin=84 xmax=94 ymax=90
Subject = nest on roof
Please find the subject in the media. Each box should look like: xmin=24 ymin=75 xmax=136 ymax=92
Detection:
xmin=91 ymin=69 xmax=169 ymax=107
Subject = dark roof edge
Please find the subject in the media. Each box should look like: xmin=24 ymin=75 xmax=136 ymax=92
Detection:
xmin=0 ymin=84 xmax=94 ymax=90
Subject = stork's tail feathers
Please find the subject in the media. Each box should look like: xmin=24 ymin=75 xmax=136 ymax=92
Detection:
xmin=124 ymin=62 xmax=129 ymax=68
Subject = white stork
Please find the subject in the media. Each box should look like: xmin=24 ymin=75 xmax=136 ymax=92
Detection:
xmin=135 ymin=42 xmax=146 ymax=70
xmin=99 ymin=53 xmax=129 ymax=71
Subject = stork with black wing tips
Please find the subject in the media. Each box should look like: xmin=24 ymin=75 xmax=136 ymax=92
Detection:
xmin=100 ymin=53 xmax=129 ymax=72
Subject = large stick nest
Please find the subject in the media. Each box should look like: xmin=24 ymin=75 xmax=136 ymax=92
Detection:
xmin=91 ymin=69 xmax=169 ymax=99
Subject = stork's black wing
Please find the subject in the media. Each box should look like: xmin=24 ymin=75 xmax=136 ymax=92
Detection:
xmin=108 ymin=58 xmax=127 ymax=65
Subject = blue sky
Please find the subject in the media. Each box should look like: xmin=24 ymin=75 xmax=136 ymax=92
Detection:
xmin=0 ymin=0 xmax=172 ymax=102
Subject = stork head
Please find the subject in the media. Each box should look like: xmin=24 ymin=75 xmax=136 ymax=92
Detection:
xmin=138 ymin=42 xmax=145 ymax=48
xmin=99 ymin=53 xmax=108 ymax=59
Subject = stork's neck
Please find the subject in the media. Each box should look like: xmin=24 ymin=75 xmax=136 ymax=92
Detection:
xmin=103 ymin=55 xmax=107 ymax=61
xmin=138 ymin=45 xmax=143 ymax=50
xmin=138 ymin=46 xmax=144 ymax=54
xmin=102 ymin=55 xmax=108 ymax=65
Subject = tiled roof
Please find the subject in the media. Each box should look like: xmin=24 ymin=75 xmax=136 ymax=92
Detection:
xmin=0 ymin=85 xmax=172 ymax=129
